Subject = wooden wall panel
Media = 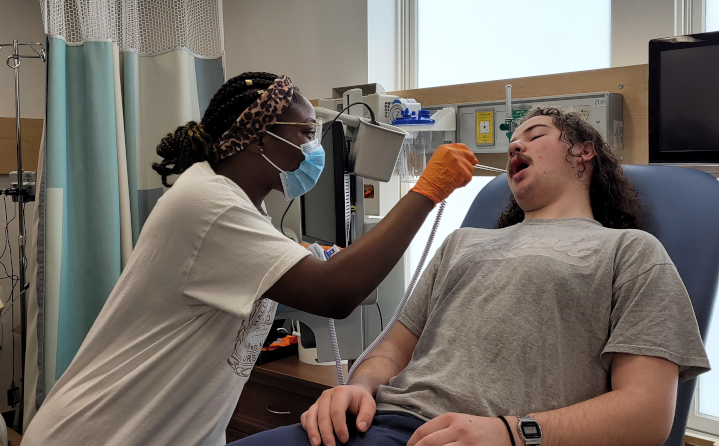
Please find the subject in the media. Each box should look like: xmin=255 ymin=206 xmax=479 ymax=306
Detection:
xmin=0 ymin=117 xmax=43 ymax=174
xmin=312 ymin=64 xmax=649 ymax=172
xmin=388 ymin=64 xmax=649 ymax=167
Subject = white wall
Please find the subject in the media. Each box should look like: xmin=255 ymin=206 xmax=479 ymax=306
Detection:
xmin=0 ymin=0 xmax=46 ymax=119
xmin=611 ymin=0 xmax=676 ymax=67
xmin=0 ymin=0 xmax=44 ymax=416
xmin=223 ymin=0 xmax=369 ymax=101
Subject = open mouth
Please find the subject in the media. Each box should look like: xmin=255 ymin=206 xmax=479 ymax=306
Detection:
xmin=509 ymin=155 xmax=531 ymax=178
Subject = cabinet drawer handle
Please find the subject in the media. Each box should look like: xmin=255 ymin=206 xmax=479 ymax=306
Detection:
xmin=266 ymin=406 xmax=291 ymax=415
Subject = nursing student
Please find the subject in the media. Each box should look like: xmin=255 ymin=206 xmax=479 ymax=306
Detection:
xmin=22 ymin=72 xmax=478 ymax=446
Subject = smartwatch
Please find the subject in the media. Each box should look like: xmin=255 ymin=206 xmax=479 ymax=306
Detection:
xmin=517 ymin=416 xmax=542 ymax=445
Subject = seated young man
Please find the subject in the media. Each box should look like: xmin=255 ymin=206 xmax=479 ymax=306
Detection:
xmin=231 ymin=108 xmax=710 ymax=446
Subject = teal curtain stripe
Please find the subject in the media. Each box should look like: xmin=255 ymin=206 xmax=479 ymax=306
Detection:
xmin=194 ymin=56 xmax=224 ymax=117
xmin=42 ymin=44 xmax=224 ymax=385
xmin=122 ymin=52 xmax=140 ymax=245
xmin=46 ymin=40 xmax=123 ymax=378
xmin=46 ymin=38 xmax=68 ymax=190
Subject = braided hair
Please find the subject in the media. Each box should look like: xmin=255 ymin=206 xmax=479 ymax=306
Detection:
xmin=152 ymin=72 xmax=303 ymax=187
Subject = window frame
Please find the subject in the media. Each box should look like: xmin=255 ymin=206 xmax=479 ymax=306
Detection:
xmin=687 ymin=380 xmax=720 ymax=436
xmin=397 ymin=0 xmax=418 ymax=90
xmin=675 ymin=0 xmax=709 ymax=34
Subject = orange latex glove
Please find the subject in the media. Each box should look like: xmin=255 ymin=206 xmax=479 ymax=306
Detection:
xmin=410 ymin=143 xmax=478 ymax=205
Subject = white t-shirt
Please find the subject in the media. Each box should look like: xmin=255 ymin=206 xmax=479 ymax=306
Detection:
xmin=22 ymin=162 xmax=311 ymax=446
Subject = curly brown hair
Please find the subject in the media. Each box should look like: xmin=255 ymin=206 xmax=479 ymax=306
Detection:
xmin=497 ymin=107 xmax=640 ymax=229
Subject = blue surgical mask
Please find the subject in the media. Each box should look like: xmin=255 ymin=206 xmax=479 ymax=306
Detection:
xmin=264 ymin=131 xmax=325 ymax=201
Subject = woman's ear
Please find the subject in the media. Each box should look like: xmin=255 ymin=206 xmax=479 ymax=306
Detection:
xmin=245 ymin=135 xmax=266 ymax=155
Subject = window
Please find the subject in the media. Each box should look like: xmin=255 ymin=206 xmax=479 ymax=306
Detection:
xmin=707 ymin=0 xmax=719 ymax=31
xmin=416 ymin=0 xmax=611 ymax=89
xmin=404 ymin=176 xmax=494 ymax=281
xmin=687 ymin=174 xmax=720 ymax=437
xmin=686 ymin=292 xmax=718 ymax=437
xmin=699 ymin=303 xmax=719 ymax=417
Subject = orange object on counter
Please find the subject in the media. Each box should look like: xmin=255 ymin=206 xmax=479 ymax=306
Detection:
xmin=262 ymin=335 xmax=298 ymax=351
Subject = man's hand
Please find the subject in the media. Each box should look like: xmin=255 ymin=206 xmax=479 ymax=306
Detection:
xmin=300 ymin=384 xmax=376 ymax=446
xmin=299 ymin=322 xmax=418 ymax=446
xmin=406 ymin=413 xmax=514 ymax=446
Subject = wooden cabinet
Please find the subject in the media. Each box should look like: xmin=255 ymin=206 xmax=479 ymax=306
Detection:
xmin=226 ymin=355 xmax=346 ymax=441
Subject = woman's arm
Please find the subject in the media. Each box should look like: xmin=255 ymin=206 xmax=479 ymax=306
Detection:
xmin=265 ymin=191 xmax=432 ymax=318
xmin=265 ymin=144 xmax=477 ymax=319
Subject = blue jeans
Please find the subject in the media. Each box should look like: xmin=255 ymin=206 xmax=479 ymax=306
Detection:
xmin=228 ymin=411 xmax=425 ymax=446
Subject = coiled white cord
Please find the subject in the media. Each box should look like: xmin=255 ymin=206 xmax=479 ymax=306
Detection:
xmin=326 ymin=200 xmax=447 ymax=384
xmin=327 ymin=318 xmax=345 ymax=385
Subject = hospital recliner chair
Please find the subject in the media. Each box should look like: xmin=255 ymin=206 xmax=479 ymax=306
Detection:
xmin=461 ymin=165 xmax=719 ymax=446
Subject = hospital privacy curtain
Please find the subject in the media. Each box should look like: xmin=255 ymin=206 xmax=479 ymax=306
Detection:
xmin=23 ymin=0 xmax=225 ymax=429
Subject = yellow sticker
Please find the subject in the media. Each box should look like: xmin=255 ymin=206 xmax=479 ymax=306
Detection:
xmin=476 ymin=111 xmax=494 ymax=145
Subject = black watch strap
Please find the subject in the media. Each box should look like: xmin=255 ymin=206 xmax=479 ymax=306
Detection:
xmin=497 ymin=416 xmax=516 ymax=446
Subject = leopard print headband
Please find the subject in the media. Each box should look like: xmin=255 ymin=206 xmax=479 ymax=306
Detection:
xmin=212 ymin=75 xmax=294 ymax=161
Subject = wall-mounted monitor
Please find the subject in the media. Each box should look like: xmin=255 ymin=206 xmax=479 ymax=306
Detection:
xmin=300 ymin=121 xmax=350 ymax=247
xmin=649 ymin=32 xmax=718 ymax=164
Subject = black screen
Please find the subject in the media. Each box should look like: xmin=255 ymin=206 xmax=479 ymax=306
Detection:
xmin=649 ymin=32 xmax=719 ymax=164
xmin=522 ymin=423 xmax=541 ymax=438
xmin=659 ymin=46 xmax=719 ymax=152
xmin=301 ymin=122 xmax=348 ymax=247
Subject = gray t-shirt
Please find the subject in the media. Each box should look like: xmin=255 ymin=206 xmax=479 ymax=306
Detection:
xmin=375 ymin=218 xmax=710 ymax=421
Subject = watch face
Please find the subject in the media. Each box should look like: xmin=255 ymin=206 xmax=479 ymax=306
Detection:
xmin=522 ymin=422 xmax=541 ymax=439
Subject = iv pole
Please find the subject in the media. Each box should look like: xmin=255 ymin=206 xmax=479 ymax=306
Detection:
xmin=0 ymin=39 xmax=46 ymax=432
